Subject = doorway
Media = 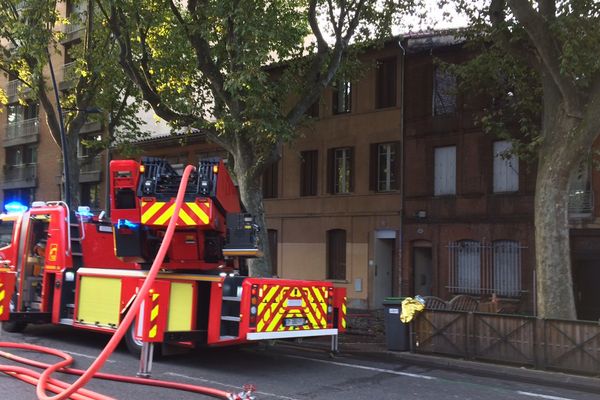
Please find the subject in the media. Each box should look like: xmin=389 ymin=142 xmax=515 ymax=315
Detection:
xmin=413 ymin=243 xmax=433 ymax=296
xmin=372 ymin=230 xmax=396 ymax=308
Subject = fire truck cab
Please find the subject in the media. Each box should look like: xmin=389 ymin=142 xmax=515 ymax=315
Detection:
xmin=0 ymin=158 xmax=346 ymax=355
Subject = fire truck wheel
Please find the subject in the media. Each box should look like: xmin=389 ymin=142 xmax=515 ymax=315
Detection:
xmin=124 ymin=323 xmax=160 ymax=358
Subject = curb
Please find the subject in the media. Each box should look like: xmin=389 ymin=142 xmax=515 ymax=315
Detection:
xmin=279 ymin=340 xmax=600 ymax=395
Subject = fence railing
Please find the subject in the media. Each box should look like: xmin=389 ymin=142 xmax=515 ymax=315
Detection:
xmin=5 ymin=118 xmax=39 ymax=140
xmin=412 ymin=310 xmax=600 ymax=376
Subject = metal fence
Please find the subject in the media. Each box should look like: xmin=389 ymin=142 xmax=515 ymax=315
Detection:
xmin=447 ymin=241 xmax=524 ymax=297
xmin=412 ymin=310 xmax=600 ymax=375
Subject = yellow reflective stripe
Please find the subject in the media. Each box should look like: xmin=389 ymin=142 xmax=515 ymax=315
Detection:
xmin=149 ymin=325 xmax=157 ymax=338
xmin=178 ymin=208 xmax=195 ymax=225
xmin=154 ymin=203 xmax=176 ymax=225
xmin=0 ymin=306 xmax=3 ymax=315
xmin=342 ymin=298 xmax=347 ymax=328
xmin=187 ymin=202 xmax=209 ymax=224
xmin=151 ymin=304 xmax=159 ymax=322
xmin=257 ymin=287 xmax=279 ymax=331
xmin=142 ymin=202 xmax=164 ymax=224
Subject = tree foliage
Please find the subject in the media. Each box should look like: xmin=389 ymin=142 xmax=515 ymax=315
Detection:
xmin=98 ymin=0 xmax=414 ymax=276
xmin=451 ymin=0 xmax=600 ymax=319
xmin=0 ymin=0 xmax=148 ymax=207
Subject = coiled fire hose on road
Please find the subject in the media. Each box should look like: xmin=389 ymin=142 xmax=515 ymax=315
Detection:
xmin=0 ymin=165 xmax=254 ymax=400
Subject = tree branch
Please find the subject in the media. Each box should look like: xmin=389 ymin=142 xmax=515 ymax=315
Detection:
xmin=507 ymin=0 xmax=582 ymax=116
xmin=488 ymin=0 xmax=540 ymax=70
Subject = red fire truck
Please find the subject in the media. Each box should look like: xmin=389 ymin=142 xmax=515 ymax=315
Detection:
xmin=0 ymin=158 xmax=346 ymax=356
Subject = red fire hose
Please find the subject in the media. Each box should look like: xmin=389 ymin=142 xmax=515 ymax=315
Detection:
xmin=0 ymin=165 xmax=253 ymax=400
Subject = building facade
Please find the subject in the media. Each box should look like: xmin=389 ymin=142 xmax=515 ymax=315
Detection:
xmin=3 ymin=25 xmax=599 ymax=316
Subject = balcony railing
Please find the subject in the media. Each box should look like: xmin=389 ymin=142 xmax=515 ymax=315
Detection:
xmin=2 ymin=164 xmax=37 ymax=188
xmin=64 ymin=21 xmax=84 ymax=35
xmin=62 ymin=61 xmax=77 ymax=81
xmin=79 ymin=156 xmax=102 ymax=173
xmin=568 ymin=190 xmax=594 ymax=217
xmin=7 ymin=80 xmax=20 ymax=98
xmin=5 ymin=118 xmax=39 ymax=140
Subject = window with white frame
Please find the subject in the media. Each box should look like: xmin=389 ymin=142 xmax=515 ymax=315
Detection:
xmin=332 ymin=80 xmax=352 ymax=114
xmin=492 ymin=240 xmax=521 ymax=297
xmin=434 ymin=146 xmax=456 ymax=195
xmin=333 ymin=147 xmax=352 ymax=194
xmin=493 ymin=140 xmax=519 ymax=192
xmin=377 ymin=143 xmax=397 ymax=192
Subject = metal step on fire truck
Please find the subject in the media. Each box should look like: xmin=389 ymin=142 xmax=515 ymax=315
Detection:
xmin=0 ymin=157 xmax=346 ymax=357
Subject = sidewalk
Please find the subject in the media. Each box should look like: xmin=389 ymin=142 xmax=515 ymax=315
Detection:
xmin=279 ymin=333 xmax=600 ymax=395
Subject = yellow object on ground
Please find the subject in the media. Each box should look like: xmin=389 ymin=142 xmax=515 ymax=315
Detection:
xmin=400 ymin=297 xmax=425 ymax=323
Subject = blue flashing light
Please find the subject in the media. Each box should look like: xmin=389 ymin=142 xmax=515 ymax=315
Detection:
xmin=4 ymin=201 xmax=28 ymax=214
xmin=77 ymin=206 xmax=94 ymax=217
xmin=117 ymin=219 xmax=139 ymax=230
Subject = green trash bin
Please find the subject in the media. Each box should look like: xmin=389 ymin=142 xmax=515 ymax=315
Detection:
xmin=383 ymin=297 xmax=409 ymax=351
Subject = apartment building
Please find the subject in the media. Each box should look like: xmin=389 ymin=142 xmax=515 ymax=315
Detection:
xmin=0 ymin=0 xmax=106 ymax=209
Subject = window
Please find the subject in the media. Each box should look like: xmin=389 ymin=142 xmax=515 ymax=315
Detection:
xmin=6 ymin=145 xmax=37 ymax=166
xmin=370 ymin=142 xmax=399 ymax=192
xmin=262 ymin=161 xmax=278 ymax=199
xmin=0 ymin=219 xmax=15 ymax=248
xmin=433 ymin=66 xmax=457 ymax=115
xmin=267 ymin=229 xmax=278 ymax=277
xmin=493 ymin=141 xmax=519 ymax=193
xmin=326 ymin=229 xmax=346 ymax=280
xmin=4 ymin=188 xmax=34 ymax=206
xmin=434 ymin=146 xmax=456 ymax=195
xmin=568 ymin=156 xmax=592 ymax=215
xmin=7 ymin=102 xmax=38 ymax=124
xmin=80 ymin=183 xmax=100 ymax=209
xmin=449 ymin=240 xmax=523 ymax=297
xmin=327 ymin=147 xmax=353 ymax=194
xmin=451 ymin=240 xmax=481 ymax=294
xmin=332 ymin=80 xmax=352 ymax=114
xmin=78 ymin=135 xmax=102 ymax=158
xmin=376 ymin=57 xmax=396 ymax=109
xmin=300 ymin=150 xmax=318 ymax=196
xmin=493 ymin=241 xmax=521 ymax=297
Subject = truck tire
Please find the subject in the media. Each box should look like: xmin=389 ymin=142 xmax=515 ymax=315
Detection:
xmin=2 ymin=300 xmax=27 ymax=333
xmin=124 ymin=322 xmax=144 ymax=357
xmin=124 ymin=322 xmax=160 ymax=358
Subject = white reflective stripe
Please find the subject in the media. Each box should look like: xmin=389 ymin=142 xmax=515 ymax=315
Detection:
xmin=247 ymin=328 xmax=337 ymax=341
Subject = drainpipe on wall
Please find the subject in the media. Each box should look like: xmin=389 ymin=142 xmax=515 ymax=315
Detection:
xmin=398 ymin=37 xmax=407 ymax=298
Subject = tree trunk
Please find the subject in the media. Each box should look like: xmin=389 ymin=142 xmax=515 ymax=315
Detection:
xmin=233 ymin=156 xmax=272 ymax=277
xmin=534 ymin=109 xmax=579 ymax=320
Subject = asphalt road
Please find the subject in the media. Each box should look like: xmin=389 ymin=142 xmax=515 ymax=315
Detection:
xmin=0 ymin=324 xmax=598 ymax=400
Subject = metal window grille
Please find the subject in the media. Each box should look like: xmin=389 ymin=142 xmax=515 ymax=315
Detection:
xmin=448 ymin=240 xmax=524 ymax=297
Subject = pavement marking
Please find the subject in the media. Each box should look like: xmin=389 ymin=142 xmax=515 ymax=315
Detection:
xmin=517 ymin=391 xmax=575 ymax=400
xmin=164 ymin=372 xmax=301 ymax=400
xmin=283 ymin=354 xmax=436 ymax=380
xmin=61 ymin=350 xmax=115 ymax=363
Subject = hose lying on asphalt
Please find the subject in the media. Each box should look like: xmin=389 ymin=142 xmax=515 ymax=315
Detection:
xmin=0 ymin=164 xmax=249 ymax=400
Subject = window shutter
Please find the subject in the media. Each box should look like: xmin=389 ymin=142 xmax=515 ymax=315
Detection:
xmin=369 ymin=143 xmax=378 ymax=191
xmin=327 ymin=148 xmax=334 ymax=193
